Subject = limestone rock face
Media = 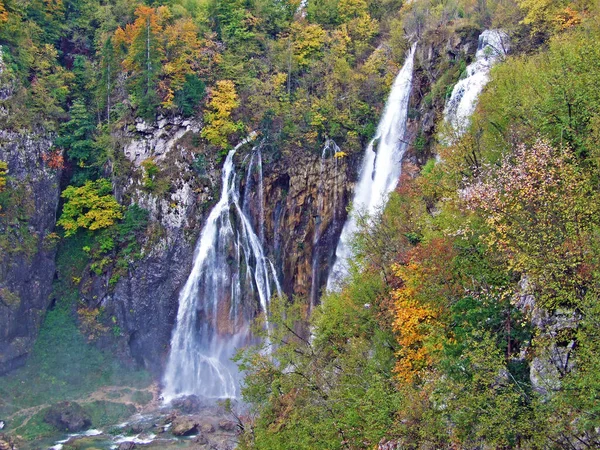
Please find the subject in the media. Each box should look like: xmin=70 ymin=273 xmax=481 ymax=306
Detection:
xmin=515 ymin=276 xmax=580 ymax=396
xmin=78 ymin=114 xmax=358 ymax=374
xmin=79 ymin=119 xmax=219 ymax=374
xmin=0 ymin=130 xmax=60 ymax=374
xmin=261 ymin=150 xmax=355 ymax=303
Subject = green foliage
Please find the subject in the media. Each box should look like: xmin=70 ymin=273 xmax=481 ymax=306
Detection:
xmin=174 ymin=73 xmax=206 ymax=116
xmin=141 ymin=157 xmax=159 ymax=190
xmin=238 ymin=269 xmax=402 ymax=449
xmin=58 ymin=179 xmax=124 ymax=237
xmin=474 ymin=25 xmax=600 ymax=161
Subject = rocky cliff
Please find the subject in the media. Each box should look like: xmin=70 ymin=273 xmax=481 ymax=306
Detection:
xmin=77 ymin=119 xmax=357 ymax=374
xmin=0 ymin=47 xmax=62 ymax=374
xmin=0 ymin=130 xmax=61 ymax=374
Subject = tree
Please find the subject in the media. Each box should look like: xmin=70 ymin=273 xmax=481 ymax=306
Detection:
xmin=0 ymin=161 xmax=7 ymax=193
xmin=58 ymin=179 xmax=123 ymax=237
xmin=116 ymin=5 xmax=165 ymax=119
xmin=462 ymin=140 xmax=599 ymax=308
xmin=201 ymin=80 xmax=242 ymax=148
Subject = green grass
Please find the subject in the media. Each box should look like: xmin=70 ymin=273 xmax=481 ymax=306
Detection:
xmin=131 ymin=390 xmax=153 ymax=406
xmin=83 ymin=401 xmax=137 ymax=428
xmin=0 ymin=235 xmax=152 ymax=439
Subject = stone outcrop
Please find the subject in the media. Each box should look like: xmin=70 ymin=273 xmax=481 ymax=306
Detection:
xmin=76 ymin=113 xmax=358 ymax=373
xmin=261 ymin=149 xmax=354 ymax=302
xmin=44 ymin=401 xmax=92 ymax=432
xmin=0 ymin=130 xmax=61 ymax=374
xmin=515 ymin=277 xmax=580 ymax=396
xmin=78 ymin=118 xmax=218 ymax=374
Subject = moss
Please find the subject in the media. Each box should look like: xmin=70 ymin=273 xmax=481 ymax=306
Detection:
xmin=0 ymin=287 xmax=20 ymax=308
xmin=131 ymin=390 xmax=153 ymax=406
xmin=82 ymin=401 xmax=137 ymax=428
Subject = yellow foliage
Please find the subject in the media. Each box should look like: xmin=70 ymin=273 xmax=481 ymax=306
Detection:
xmin=0 ymin=161 xmax=7 ymax=193
xmin=0 ymin=0 xmax=8 ymax=23
xmin=334 ymin=151 xmax=347 ymax=158
xmin=518 ymin=0 xmax=588 ymax=32
xmin=201 ymin=80 xmax=241 ymax=148
xmin=391 ymin=238 xmax=458 ymax=383
xmin=392 ymin=263 xmax=443 ymax=383
xmin=77 ymin=307 xmax=109 ymax=341
xmin=291 ymin=22 xmax=326 ymax=68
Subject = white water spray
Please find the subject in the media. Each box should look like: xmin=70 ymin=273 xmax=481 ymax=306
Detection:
xmin=327 ymin=44 xmax=417 ymax=290
xmin=443 ymin=30 xmax=509 ymax=140
xmin=163 ymin=138 xmax=280 ymax=402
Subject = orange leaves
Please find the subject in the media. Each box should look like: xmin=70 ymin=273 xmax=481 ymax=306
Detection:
xmin=41 ymin=148 xmax=65 ymax=170
xmin=0 ymin=1 xmax=8 ymax=23
xmin=391 ymin=238 xmax=457 ymax=383
xmin=112 ymin=5 xmax=210 ymax=111
xmin=555 ymin=6 xmax=582 ymax=29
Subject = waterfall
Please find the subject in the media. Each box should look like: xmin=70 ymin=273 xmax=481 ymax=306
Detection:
xmin=162 ymin=138 xmax=280 ymax=402
xmin=443 ymin=30 xmax=509 ymax=139
xmin=309 ymin=138 xmax=339 ymax=309
xmin=327 ymin=44 xmax=417 ymax=290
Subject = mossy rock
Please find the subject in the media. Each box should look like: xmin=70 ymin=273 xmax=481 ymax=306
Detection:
xmin=44 ymin=401 xmax=91 ymax=432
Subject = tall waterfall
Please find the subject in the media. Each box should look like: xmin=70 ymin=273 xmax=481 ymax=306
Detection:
xmin=163 ymin=139 xmax=281 ymax=402
xmin=443 ymin=30 xmax=509 ymax=138
xmin=327 ymin=44 xmax=417 ymax=290
xmin=310 ymin=138 xmax=339 ymax=309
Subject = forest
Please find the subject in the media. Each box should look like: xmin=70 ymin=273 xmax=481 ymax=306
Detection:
xmin=1 ymin=0 xmax=600 ymax=448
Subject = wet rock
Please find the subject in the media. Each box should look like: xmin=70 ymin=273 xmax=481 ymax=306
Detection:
xmin=44 ymin=401 xmax=91 ymax=432
xmin=218 ymin=420 xmax=237 ymax=432
xmin=0 ymin=130 xmax=61 ymax=374
xmin=118 ymin=443 xmax=137 ymax=450
xmin=171 ymin=395 xmax=202 ymax=414
xmin=193 ymin=434 xmax=209 ymax=445
xmin=200 ymin=423 xmax=215 ymax=434
xmin=171 ymin=416 xmax=200 ymax=436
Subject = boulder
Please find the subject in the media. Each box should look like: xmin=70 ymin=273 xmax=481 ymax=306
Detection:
xmin=218 ymin=420 xmax=237 ymax=432
xmin=193 ymin=434 xmax=209 ymax=445
xmin=43 ymin=402 xmax=91 ymax=432
xmin=118 ymin=443 xmax=136 ymax=450
xmin=0 ymin=434 xmax=16 ymax=450
xmin=171 ymin=416 xmax=199 ymax=436
xmin=170 ymin=395 xmax=202 ymax=414
xmin=200 ymin=422 xmax=215 ymax=434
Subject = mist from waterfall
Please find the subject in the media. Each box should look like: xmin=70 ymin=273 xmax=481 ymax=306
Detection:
xmin=443 ymin=30 xmax=509 ymax=139
xmin=162 ymin=138 xmax=281 ymax=402
xmin=327 ymin=44 xmax=417 ymax=290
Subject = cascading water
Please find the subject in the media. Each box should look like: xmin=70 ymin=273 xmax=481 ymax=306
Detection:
xmin=327 ymin=44 xmax=417 ymax=290
xmin=162 ymin=138 xmax=281 ymax=402
xmin=309 ymin=138 xmax=340 ymax=309
xmin=443 ymin=30 xmax=509 ymax=139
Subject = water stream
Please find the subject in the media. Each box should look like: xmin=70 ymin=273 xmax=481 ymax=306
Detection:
xmin=163 ymin=137 xmax=281 ymax=402
xmin=327 ymin=43 xmax=417 ymax=289
xmin=443 ymin=30 xmax=509 ymax=140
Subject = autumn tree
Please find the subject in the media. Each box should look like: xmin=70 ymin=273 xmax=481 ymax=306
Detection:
xmin=0 ymin=1 xmax=8 ymax=23
xmin=0 ymin=162 xmax=7 ymax=208
xmin=201 ymin=80 xmax=242 ymax=149
xmin=115 ymin=5 xmax=165 ymax=118
xmin=462 ymin=140 xmax=599 ymax=308
xmin=392 ymin=238 xmax=458 ymax=382
xmin=58 ymin=179 xmax=123 ymax=236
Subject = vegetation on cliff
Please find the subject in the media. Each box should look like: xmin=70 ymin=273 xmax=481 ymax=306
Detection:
xmin=235 ymin=1 xmax=600 ymax=449
xmin=2 ymin=0 xmax=600 ymax=448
